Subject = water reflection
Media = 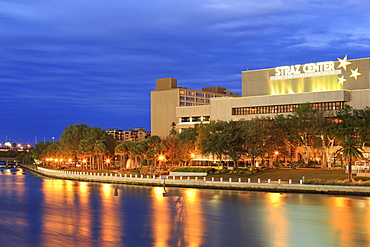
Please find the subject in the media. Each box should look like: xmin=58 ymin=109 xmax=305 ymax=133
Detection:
xmin=1 ymin=171 xmax=370 ymax=246
xmin=152 ymin=187 xmax=171 ymax=246
xmin=264 ymin=193 xmax=288 ymax=247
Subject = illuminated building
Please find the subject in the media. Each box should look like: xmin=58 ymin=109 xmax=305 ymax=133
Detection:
xmin=106 ymin=127 xmax=151 ymax=142
xmin=150 ymin=55 xmax=370 ymax=135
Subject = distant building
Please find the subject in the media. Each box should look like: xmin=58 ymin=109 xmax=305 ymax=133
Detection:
xmin=106 ymin=127 xmax=151 ymax=142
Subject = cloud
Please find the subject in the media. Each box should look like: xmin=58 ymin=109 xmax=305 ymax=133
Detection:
xmin=1 ymin=0 xmax=370 ymax=142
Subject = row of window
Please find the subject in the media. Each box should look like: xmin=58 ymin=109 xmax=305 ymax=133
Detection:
xmin=180 ymin=116 xmax=210 ymax=123
xmin=179 ymin=90 xmax=221 ymax=99
xmin=232 ymin=102 xmax=345 ymax=115
xmin=180 ymin=102 xmax=208 ymax=106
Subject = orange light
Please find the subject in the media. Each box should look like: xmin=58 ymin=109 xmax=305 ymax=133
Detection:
xmin=158 ymin=155 xmax=165 ymax=161
xmin=274 ymin=151 xmax=279 ymax=155
xmin=82 ymin=159 xmax=87 ymax=163
xmin=105 ymin=159 xmax=111 ymax=163
xmin=191 ymin=153 xmax=195 ymax=158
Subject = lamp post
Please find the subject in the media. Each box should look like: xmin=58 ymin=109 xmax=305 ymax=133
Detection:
xmin=82 ymin=159 xmax=87 ymax=170
xmin=158 ymin=155 xmax=165 ymax=176
xmin=190 ymin=153 xmax=195 ymax=166
xmin=274 ymin=151 xmax=279 ymax=166
xmin=106 ymin=158 xmax=111 ymax=173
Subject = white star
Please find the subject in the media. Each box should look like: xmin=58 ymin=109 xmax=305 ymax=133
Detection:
xmin=337 ymin=55 xmax=352 ymax=71
xmin=338 ymin=76 xmax=346 ymax=84
xmin=350 ymin=67 xmax=362 ymax=80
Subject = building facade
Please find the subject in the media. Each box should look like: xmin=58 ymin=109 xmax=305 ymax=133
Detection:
xmin=150 ymin=78 xmax=239 ymax=137
xmin=106 ymin=127 xmax=151 ymax=142
xmin=170 ymin=56 xmax=370 ymax=133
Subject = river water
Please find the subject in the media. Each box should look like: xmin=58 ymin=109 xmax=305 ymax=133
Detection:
xmin=0 ymin=167 xmax=370 ymax=247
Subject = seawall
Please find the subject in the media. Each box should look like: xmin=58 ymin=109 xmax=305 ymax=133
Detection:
xmin=21 ymin=165 xmax=370 ymax=196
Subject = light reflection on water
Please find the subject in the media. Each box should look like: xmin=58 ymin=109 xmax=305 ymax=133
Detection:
xmin=1 ymin=170 xmax=370 ymax=246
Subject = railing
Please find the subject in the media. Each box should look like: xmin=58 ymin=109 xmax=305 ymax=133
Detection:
xmin=36 ymin=167 xmax=303 ymax=184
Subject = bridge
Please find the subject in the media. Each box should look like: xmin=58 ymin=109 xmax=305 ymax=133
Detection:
xmin=0 ymin=157 xmax=20 ymax=167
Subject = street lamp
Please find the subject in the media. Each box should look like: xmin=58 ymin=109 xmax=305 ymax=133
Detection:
xmin=82 ymin=159 xmax=87 ymax=170
xmin=190 ymin=153 xmax=195 ymax=166
xmin=106 ymin=158 xmax=111 ymax=172
xmin=158 ymin=155 xmax=165 ymax=176
xmin=274 ymin=151 xmax=279 ymax=166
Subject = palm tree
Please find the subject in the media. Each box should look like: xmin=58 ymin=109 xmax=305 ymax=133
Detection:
xmin=336 ymin=135 xmax=363 ymax=183
xmin=328 ymin=105 xmax=363 ymax=183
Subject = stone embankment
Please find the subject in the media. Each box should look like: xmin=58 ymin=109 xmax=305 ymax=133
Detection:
xmin=21 ymin=165 xmax=370 ymax=196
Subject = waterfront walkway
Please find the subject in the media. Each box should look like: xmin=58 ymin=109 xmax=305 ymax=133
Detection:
xmin=21 ymin=165 xmax=370 ymax=196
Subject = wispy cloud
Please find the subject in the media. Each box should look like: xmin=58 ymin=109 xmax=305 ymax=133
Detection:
xmin=0 ymin=0 xmax=370 ymax=142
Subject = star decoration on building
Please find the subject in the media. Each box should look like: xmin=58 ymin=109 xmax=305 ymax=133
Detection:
xmin=337 ymin=55 xmax=352 ymax=71
xmin=338 ymin=76 xmax=346 ymax=84
xmin=350 ymin=67 xmax=362 ymax=80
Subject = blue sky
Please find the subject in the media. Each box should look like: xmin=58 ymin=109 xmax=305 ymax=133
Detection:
xmin=1 ymin=0 xmax=370 ymax=145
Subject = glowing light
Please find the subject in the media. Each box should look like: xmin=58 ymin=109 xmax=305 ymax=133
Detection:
xmin=338 ymin=76 xmax=346 ymax=84
xmin=337 ymin=55 xmax=352 ymax=71
xmin=350 ymin=67 xmax=362 ymax=80
xmin=158 ymin=155 xmax=165 ymax=161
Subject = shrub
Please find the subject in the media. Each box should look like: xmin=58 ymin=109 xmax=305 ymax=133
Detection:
xmin=171 ymin=167 xmax=217 ymax=174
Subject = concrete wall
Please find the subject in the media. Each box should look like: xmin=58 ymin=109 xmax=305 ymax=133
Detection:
xmin=151 ymin=88 xmax=180 ymax=137
xmin=176 ymin=105 xmax=210 ymax=130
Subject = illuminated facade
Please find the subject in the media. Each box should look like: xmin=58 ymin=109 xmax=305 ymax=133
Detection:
xmin=174 ymin=56 xmax=370 ymax=132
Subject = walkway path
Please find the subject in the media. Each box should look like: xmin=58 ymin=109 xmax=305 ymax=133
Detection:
xmin=21 ymin=165 xmax=370 ymax=196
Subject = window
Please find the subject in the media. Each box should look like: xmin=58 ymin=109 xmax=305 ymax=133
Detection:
xmin=192 ymin=116 xmax=201 ymax=122
xmin=231 ymin=102 xmax=345 ymax=115
xmin=186 ymin=91 xmax=195 ymax=96
xmin=181 ymin=117 xmax=190 ymax=122
xmin=203 ymin=116 xmax=210 ymax=121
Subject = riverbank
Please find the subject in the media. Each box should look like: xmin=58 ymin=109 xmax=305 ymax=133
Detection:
xmin=21 ymin=165 xmax=370 ymax=196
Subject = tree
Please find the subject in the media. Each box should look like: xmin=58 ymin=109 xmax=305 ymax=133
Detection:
xmin=178 ymin=126 xmax=199 ymax=165
xmin=59 ymin=123 xmax=91 ymax=159
xmin=143 ymin=136 xmax=164 ymax=175
xmin=241 ymin=119 xmax=269 ymax=167
xmin=277 ymin=103 xmax=326 ymax=165
xmin=115 ymin=142 xmax=131 ymax=169
xmin=59 ymin=123 xmax=115 ymax=169
xmin=197 ymin=121 xmax=226 ymax=165
xmin=197 ymin=121 xmax=244 ymax=168
xmin=328 ymin=105 xmax=363 ymax=182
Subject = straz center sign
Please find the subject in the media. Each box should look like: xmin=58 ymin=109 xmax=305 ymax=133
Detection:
xmin=270 ymin=55 xmax=362 ymax=84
